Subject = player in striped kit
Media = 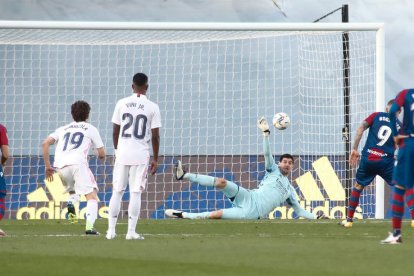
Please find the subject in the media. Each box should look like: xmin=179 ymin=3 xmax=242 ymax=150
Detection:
xmin=0 ymin=124 xmax=10 ymax=236
xmin=165 ymin=117 xmax=329 ymax=221
xmin=42 ymin=101 xmax=106 ymax=235
xmin=342 ymin=100 xmax=400 ymax=228
xmin=106 ymin=73 xmax=161 ymax=240
xmin=382 ymin=89 xmax=414 ymax=244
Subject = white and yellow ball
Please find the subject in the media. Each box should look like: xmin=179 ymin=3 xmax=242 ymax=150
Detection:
xmin=272 ymin=112 xmax=290 ymax=130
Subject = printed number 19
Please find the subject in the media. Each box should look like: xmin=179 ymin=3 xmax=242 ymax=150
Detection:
xmin=62 ymin=132 xmax=84 ymax=151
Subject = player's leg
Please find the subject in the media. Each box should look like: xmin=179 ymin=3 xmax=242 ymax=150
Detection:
xmin=174 ymin=160 xmax=215 ymax=187
xmin=67 ymin=192 xmax=80 ymax=224
xmin=382 ymin=142 xmax=414 ymax=243
xmin=125 ymin=164 xmax=147 ymax=240
xmin=405 ymin=187 xmax=414 ymax=228
xmin=174 ymin=160 xmax=239 ymax=194
xmin=74 ymin=165 xmax=100 ymax=235
xmin=56 ymin=168 xmax=78 ymax=224
xmin=341 ymin=162 xmax=372 ymax=227
xmin=0 ymin=166 xmax=7 ymax=236
xmin=106 ymin=163 xmax=128 ymax=239
xmin=165 ymin=184 xmax=251 ymax=219
xmin=84 ymin=189 xmax=99 ymax=235
xmin=165 ymin=209 xmax=223 ymax=219
xmin=381 ymin=184 xmax=404 ymax=244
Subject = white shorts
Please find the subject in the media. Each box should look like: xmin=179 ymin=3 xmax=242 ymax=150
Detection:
xmin=56 ymin=164 xmax=98 ymax=195
xmin=112 ymin=162 xmax=148 ymax=193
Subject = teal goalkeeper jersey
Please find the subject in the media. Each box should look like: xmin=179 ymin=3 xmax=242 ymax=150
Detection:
xmin=251 ymin=135 xmax=315 ymax=219
xmin=252 ymin=164 xmax=292 ymax=217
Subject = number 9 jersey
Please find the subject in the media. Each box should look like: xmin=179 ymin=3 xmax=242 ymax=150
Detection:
xmin=112 ymin=94 xmax=162 ymax=165
xmin=362 ymin=111 xmax=399 ymax=161
xmin=49 ymin=122 xmax=104 ymax=168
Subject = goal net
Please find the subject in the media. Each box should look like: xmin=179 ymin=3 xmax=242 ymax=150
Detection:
xmin=0 ymin=22 xmax=384 ymax=220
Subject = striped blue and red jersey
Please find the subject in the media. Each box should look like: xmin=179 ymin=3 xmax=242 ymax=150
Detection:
xmin=361 ymin=112 xmax=398 ymax=161
xmin=0 ymin=124 xmax=8 ymax=148
xmin=390 ymin=89 xmax=414 ymax=137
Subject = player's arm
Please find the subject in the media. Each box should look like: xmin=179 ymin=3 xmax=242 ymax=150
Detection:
xmin=112 ymin=123 xmax=120 ymax=150
xmin=349 ymin=120 xmax=369 ymax=167
xmin=41 ymin=136 xmax=56 ymax=181
xmin=389 ymin=99 xmax=407 ymax=144
xmin=1 ymin=144 xmax=9 ymax=166
xmin=257 ymin=117 xmax=276 ymax=172
xmin=286 ymin=193 xmax=328 ymax=220
xmin=150 ymin=127 xmax=160 ymax=175
xmin=0 ymin=126 xmax=9 ymax=165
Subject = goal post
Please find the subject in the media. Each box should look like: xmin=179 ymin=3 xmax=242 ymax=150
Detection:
xmin=0 ymin=21 xmax=385 ymax=220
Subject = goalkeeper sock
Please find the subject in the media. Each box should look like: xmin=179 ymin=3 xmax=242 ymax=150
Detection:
xmin=405 ymin=188 xmax=414 ymax=219
xmin=183 ymin=211 xmax=212 ymax=219
xmin=108 ymin=191 xmax=124 ymax=233
xmin=127 ymin=192 xmax=141 ymax=234
xmin=347 ymin=187 xmax=363 ymax=221
xmin=391 ymin=186 xmax=405 ymax=234
xmin=185 ymin=174 xmax=215 ymax=187
xmin=85 ymin=199 xmax=98 ymax=231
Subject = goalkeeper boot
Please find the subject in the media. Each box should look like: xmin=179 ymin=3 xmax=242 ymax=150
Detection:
xmin=340 ymin=219 xmax=353 ymax=228
xmin=67 ymin=203 xmax=78 ymax=224
xmin=381 ymin=232 xmax=402 ymax=244
xmin=165 ymin=209 xmax=184 ymax=219
xmin=174 ymin=160 xmax=186 ymax=180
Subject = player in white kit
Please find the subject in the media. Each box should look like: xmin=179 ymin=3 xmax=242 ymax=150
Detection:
xmin=42 ymin=101 xmax=106 ymax=235
xmin=106 ymin=73 xmax=161 ymax=240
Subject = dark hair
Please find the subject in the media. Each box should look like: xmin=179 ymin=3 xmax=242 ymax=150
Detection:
xmin=279 ymin=153 xmax=294 ymax=163
xmin=71 ymin=100 xmax=90 ymax=122
xmin=133 ymin=73 xmax=148 ymax=87
xmin=387 ymin=99 xmax=394 ymax=106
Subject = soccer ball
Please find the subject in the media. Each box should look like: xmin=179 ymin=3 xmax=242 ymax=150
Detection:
xmin=272 ymin=112 xmax=290 ymax=130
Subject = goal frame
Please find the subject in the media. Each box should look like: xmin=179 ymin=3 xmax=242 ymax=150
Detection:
xmin=0 ymin=21 xmax=385 ymax=219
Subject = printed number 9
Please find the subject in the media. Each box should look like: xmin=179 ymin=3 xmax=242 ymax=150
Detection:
xmin=376 ymin=125 xmax=392 ymax=146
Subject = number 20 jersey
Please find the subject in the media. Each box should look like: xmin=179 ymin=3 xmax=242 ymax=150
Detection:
xmin=362 ymin=112 xmax=398 ymax=161
xmin=49 ymin=122 xmax=104 ymax=168
xmin=112 ymin=94 xmax=162 ymax=165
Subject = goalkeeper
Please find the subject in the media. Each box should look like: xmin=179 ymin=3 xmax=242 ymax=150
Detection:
xmin=165 ymin=117 xmax=329 ymax=220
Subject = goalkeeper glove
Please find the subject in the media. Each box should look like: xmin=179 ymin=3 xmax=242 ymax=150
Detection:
xmin=257 ymin=117 xmax=270 ymax=137
xmin=316 ymin=213 xmax=329 ymax=219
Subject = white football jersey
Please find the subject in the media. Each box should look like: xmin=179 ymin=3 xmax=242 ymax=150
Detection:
xmin=49 ymin=122 xmax=104 ymax=168
xmin=112 ymin=94 xmax=161 ymax=165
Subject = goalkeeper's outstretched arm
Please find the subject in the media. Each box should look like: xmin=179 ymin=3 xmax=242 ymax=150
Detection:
xmin=286 ymin=189 xmax=329 ymax=219
xmin=258 ymin=117 xmax=276 ymax=172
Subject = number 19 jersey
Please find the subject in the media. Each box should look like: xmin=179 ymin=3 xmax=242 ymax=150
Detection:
xmin=112 ymin=94 xmax=162 ymax=165
xmin=49 ymin=122 xmax=104 ymax=168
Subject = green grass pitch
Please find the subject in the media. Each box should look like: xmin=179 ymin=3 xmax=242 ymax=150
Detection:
xmin=0 ymin=219 xmax=413 ymax=276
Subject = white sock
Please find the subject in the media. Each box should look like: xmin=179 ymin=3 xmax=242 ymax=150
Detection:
xmin=127 ymin=192 xmax=142 ymax=234
xmin=67 ymin=194 xmax=80 ymax=205
xmin=107 ymin=191 xmax=124 ymax=234
xmin=86 ymin=199 xmax=98 ymax=230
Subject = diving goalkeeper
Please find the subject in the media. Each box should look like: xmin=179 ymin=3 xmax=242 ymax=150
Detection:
xmin=165 ymin=117 xmax=329 ymax=220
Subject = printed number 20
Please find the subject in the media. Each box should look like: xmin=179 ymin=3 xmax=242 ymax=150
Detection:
xmin=121 ymin=113 xmax=147 ymax=139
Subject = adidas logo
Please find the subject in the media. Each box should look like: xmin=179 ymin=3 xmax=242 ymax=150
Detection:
xmin=269 ymin=156 xmax=362 ymax=219
xmin=16 ymin=173 xmax=108 ymax=220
